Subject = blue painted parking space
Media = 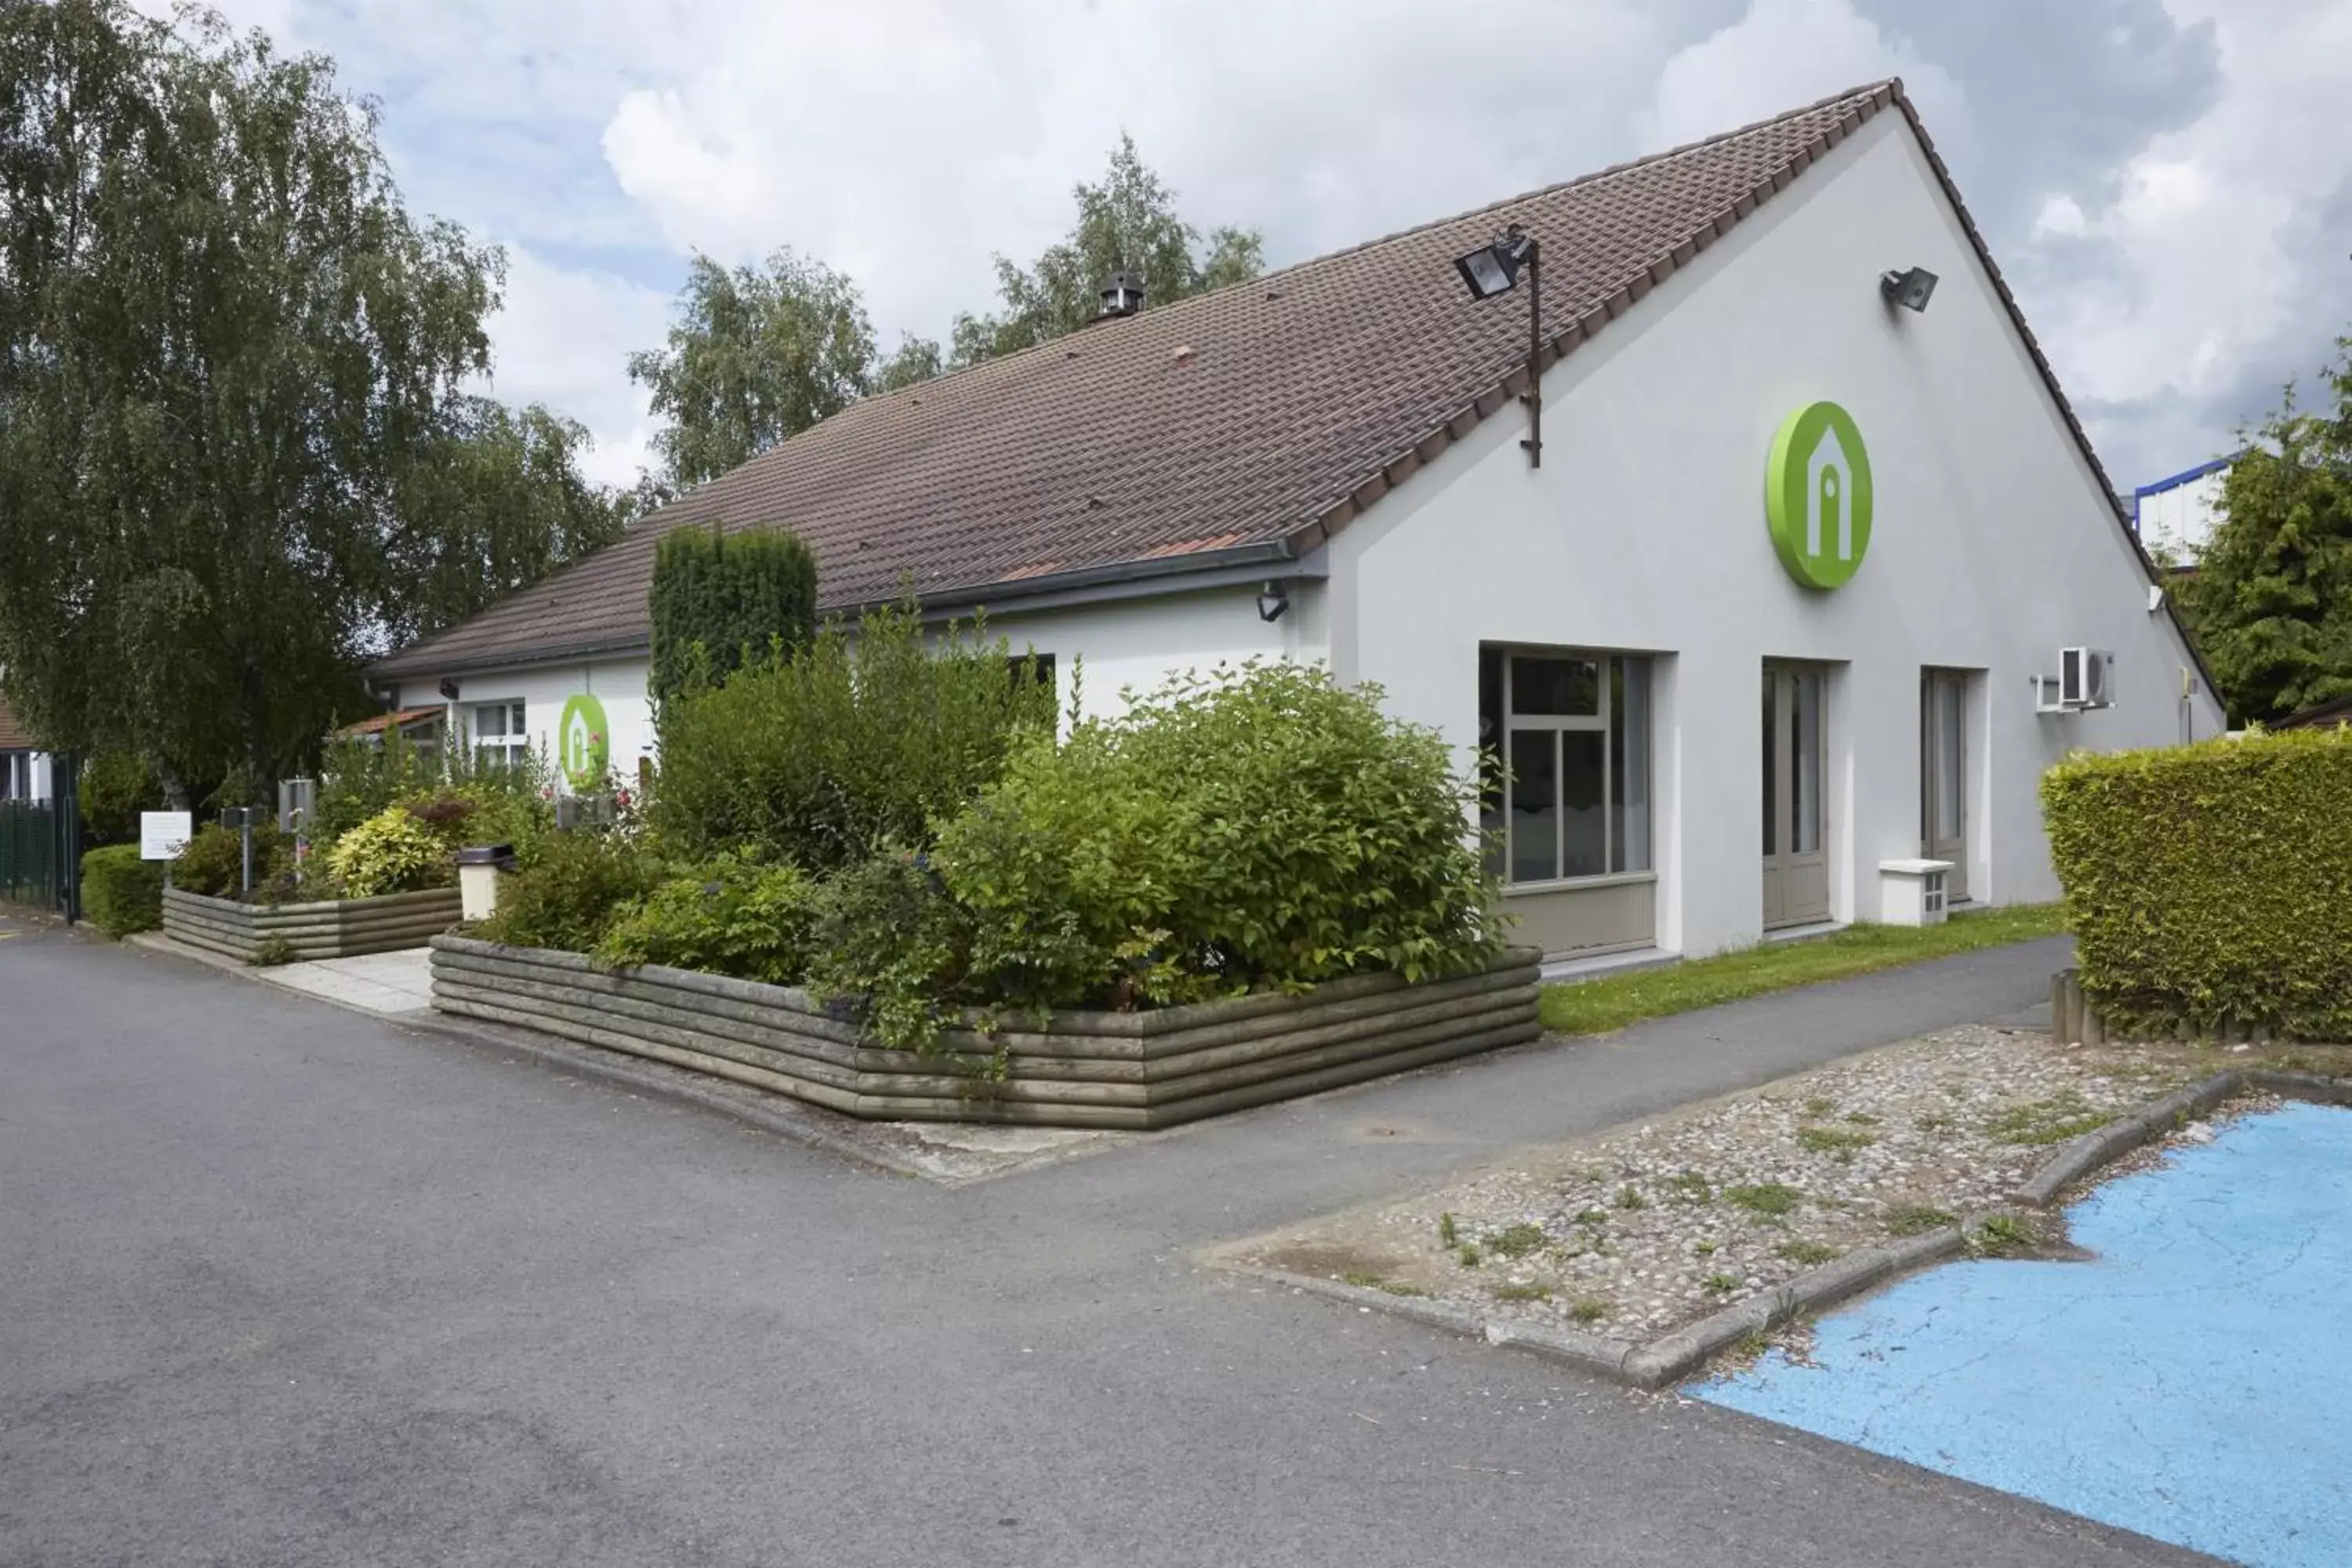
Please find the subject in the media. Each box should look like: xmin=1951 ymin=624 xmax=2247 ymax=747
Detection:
xmin=1695 ymin=1101 xmax=2352 ymax=1568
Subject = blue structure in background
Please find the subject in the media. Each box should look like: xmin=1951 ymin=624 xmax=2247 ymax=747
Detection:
xmin=1696 ymin=1102 xmax=2352 ymax=1568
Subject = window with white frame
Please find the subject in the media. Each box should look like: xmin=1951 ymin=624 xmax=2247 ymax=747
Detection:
xmin=472 ymin=701 xmax=528 ymax=769
xmin=1479 ymin=648 xmax=1652 ymax=885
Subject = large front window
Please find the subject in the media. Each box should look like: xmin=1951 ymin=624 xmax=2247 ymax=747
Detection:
xmin=1480 ymin=648 xmax=1651 ymax=884
xmin=472 ymin=700 xmax=527 ymax=770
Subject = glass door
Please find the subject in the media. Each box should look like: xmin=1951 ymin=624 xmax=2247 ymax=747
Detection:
xmin=1921 ymin=669 xmax=1969 ymax=901
xmin=1762 ymin=662 xmax=1828 ymax=928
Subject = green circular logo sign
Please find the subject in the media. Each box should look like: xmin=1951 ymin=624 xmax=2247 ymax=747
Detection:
xmin=558 ymin=694 xmax=610 ymax=792
xmin=1765 ymin=401 xmax=1873 ymax=590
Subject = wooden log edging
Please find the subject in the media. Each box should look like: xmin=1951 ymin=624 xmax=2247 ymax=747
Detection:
xmin=428 ymin=934 xmax=1544 ymax=1130
xmin=164 ymin=885 xmax=462 ymax=963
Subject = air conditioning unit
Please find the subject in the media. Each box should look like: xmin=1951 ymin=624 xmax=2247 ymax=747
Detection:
xmin=2060 ymin=648 xmax=2116 ymax=710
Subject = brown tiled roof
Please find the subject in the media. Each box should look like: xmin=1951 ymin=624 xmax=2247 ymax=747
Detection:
xmin=0 ymin=689 xmax=38 ymax=751
xmin=376 ymin=79 xmax=2172 ymax=682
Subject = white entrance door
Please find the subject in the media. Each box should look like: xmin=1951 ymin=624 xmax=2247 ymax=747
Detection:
xmin=1922 ymin=669 xmax=1969 ymax=902
xmin=1762 ymin=662 xmax=1828 ymax=929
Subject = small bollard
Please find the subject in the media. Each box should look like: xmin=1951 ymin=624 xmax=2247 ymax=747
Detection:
xmin=456 ymin=843 xmax=517 ymax=923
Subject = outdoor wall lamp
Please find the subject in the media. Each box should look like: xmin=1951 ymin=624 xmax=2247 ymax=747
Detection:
xmin=1879 ymin=265 xmax=1939 ymax=313
xmin=1256 ymin=581 xmax=1290 ymax=622
xmin=1454 ymin=225 xmax=1543 ymax=466
xmin=437 ymin=677 xmax=461 ymax=702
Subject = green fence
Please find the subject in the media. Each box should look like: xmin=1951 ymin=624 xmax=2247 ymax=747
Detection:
xmin=0 ymin=798 xmax=59 ymax=908
xmin=0 ymin=756 xmax=82 ymax=918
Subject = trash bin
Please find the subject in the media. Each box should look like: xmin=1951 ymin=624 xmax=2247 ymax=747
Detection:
xmin=456 ymin=843 xmax=518 ymax=923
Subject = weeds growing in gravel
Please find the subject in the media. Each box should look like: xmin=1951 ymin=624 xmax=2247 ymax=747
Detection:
xmin=1664 ymin=1172 xmax=1715 ymax=1204
xmin=1886 ymin=1205 xmax=1956 ymax=1236
xmin=1703 ymin=1272 xmax=1740 ymax=1294
xmin=1796 ymin=1125 xmax=1879 ymax=1161
xmin=1437 ymin=1212 xmax=1457 ymax=1247
xmin=1614 ymin=1185 xmax=1648 ymax=1210
xmin=1493 ymin=1283 xmax=1552 ymax=1303
xmin=1777 ymin=1241 xmax=1840 ymax=1266
xmin=1726 ymin=1182 xmax=1801 ymax=1219
xmin=1488 ymin=1224 xmax=1547 ymax=1258
xmin=1457 ymin=1244 xmax=1482 ymax=1268
xmin=1971 ymin=1214 xmax=2037 ymax=1255
xmin=1987 ymin=1090 xmax=2109 ymax=1146
xmin=1570 ymin=1298 xmax=1610 ymax=1325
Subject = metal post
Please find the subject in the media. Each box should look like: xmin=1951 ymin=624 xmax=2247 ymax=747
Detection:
xmin=1521 ymin=239 xmax=1542 ymax=468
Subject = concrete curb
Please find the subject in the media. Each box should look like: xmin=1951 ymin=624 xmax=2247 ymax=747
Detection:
xmin=1229 ymin=1225 xmax=1970 ymax=1391
xmin=1241 ymin=1066 xmax=2352 ymax=1391
xmin=2013 ymin=1071 xmax=2243 ymax=1206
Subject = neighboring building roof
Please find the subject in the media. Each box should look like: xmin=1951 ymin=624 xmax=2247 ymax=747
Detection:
xmin=0 ymin=690 xmax=38 ymax=752
xmin=2274 ymin=694 xmax=2352 ymax=732
xmin=335 ymin=706 xmax=445 ymax=739
xmin=2131 ymin=450 xmax=2245 ymax=533
xmin=376 ymin=78 xmax=2176 ymax=684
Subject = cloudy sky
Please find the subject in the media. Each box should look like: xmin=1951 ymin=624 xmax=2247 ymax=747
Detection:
xmin=173 ymin=0 xmax=2352 ymax=494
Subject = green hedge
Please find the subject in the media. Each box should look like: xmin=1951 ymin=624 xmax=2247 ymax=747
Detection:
xmin=2041 ymin=727 xmax=2352 ymax=1039
xmin=81 ymin=844 xmax=163 ymax=938
xmin=649 ymin=522 xmax=818 ymax=705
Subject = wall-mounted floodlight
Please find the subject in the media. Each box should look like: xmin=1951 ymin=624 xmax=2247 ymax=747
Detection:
xmin=437 ymin=677 xmax=461 ymax=702
xmin=1454 ymin=225 xmax=1544 ymax=466
xmin=1256 ymin=581 xmax=1290 ymax=622
xmin=1879 ymin=266 xmax=1939 ymax=313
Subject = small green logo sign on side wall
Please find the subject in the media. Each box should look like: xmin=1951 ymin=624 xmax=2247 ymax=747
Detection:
xmin=1765 ymin=401 xmax=1873 ymax=590
xmin=559 ymin=694 xmax=610 ymax=792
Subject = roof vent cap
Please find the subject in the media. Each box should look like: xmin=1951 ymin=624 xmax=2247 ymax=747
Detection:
xmin=1098 ymin=270 xmax=1145 ymax=318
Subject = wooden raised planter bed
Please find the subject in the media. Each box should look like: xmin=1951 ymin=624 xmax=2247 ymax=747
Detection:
xmin=429 ymin=934 xmax=1546 ymax=1130
xmin=164 ymin=884 xmax=463 ymax=964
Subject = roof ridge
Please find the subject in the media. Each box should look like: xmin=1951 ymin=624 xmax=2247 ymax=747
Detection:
xmin=689 ymin=78 xmax=1905 ymax=481
xmin=1243 ymin=78 xmax=1900 ymax=292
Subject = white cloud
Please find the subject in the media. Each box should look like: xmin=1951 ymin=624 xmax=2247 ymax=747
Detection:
xmin=1642 ymin=0 xmax=1969 ymax=157
xmin=597 ymin=0 xmax=1678 ymax=351
xmin=2022 ymin=0 xmax=2352 ymax=430
xmin=480 ymin=248 xmax=674 ymax=488
xmin=2031 ymin=192 xmax=2089 ymax=241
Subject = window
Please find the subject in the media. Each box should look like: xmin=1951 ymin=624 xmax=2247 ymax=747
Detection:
xmin=472 ymin=701 xmax=528 ymax=769
xmin=1479 ymin=648 xmax=1653 ymax=885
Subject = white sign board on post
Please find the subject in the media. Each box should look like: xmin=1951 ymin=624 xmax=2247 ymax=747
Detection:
xmin=140 ymin=811 xmax=194 ymax=862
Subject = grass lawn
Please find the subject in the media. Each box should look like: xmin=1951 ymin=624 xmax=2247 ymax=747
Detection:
xmin=1538 ymin=903 xmax=2067 ymax=1036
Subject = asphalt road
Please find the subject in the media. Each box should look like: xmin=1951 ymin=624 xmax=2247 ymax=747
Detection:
xmin=1 ymin=915 xmax=2213 ymax=1567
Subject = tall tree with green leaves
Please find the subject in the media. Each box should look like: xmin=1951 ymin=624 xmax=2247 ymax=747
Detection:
xmin=627 ymin=249 xmax=877 ymax=492
xmin=0 ymin=1 xmax=619 ymax=803
xmin=946 ymin=134 xmax=1265 ymax=367
xmin=385 ymin=397 xmax=631 ymax=648
xmin=2173 ymin=337 xmax=2352 ymax=725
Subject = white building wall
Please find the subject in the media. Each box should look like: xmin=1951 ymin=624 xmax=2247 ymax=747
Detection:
xmin=989 ymin=583 xmax=1328 ymax=723
xmin=1328 ymin=111 xmax=2220 ymax=958
xmin=389 ymin=658 xmax=657 ymax=792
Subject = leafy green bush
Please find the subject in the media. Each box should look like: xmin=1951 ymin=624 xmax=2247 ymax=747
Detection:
xmin=314 ymin=728 xmax=552 ymax=846
xmin=78 ymin=751 xmax=163 ymax=846
xmin=479 ymin=829 xmax=665 ymax=953
xmin=933 ymin=662 xmax=1504 ymax=1014
xmin=652 ymin=602 xmax=1054 ymax=869
xmin=81 ymin=844 xmax=163 ymax=936
xmin=801 ymin=844 xmax=975 ymax=1050
xmin=326 ymin=805 xmax=455 ymax=898
xmin=650 ymin=521 xmax=819 ymax=705
xmin=2042 ymin=727 xmax=2352 ymax=1037
xmin=811 ymin=662 xmax=1506 ymax=1047
xmin=170 ymin=821 xmax=290 ymax=901
xmin=399 ymin=784 xmax=553 ymax=867
xmin=594 ymin=855 xmax=823 ymax=985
